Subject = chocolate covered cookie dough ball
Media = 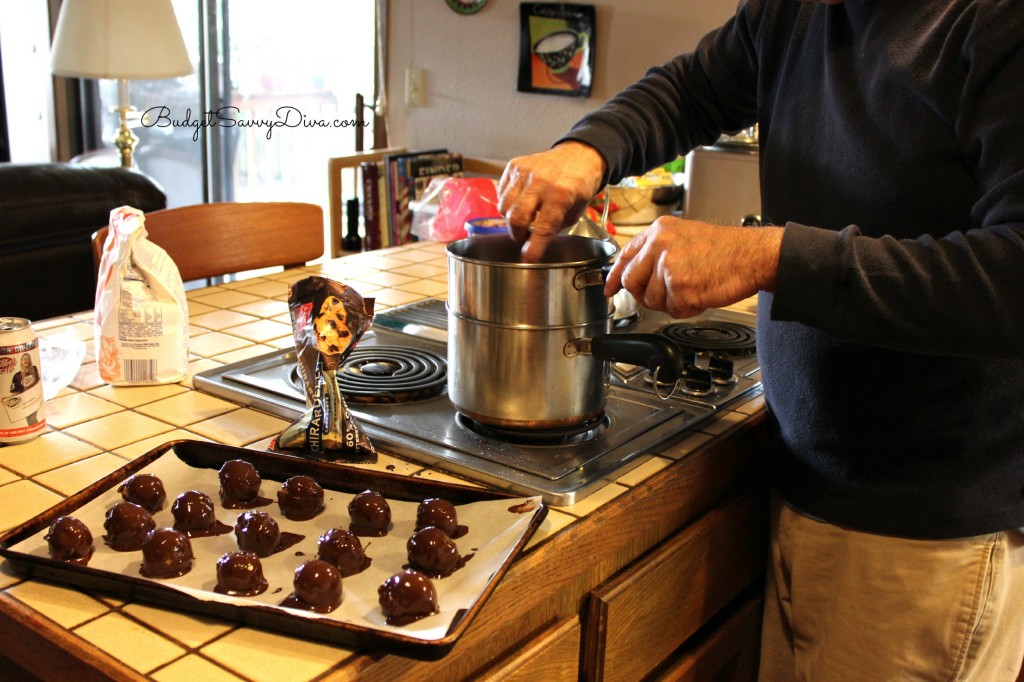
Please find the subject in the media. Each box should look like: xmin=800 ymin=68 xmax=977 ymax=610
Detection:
xmin=117 ymin=474 xmax=166 ymax=513
xmin=276 ymin=475 xmax=324 ymax=521
xmin=45 ymin=516 xmax=93 ymax=564
xmin=291 ymin=559 xmax=343 ymax=613
xmin=171 ymin=490 xmax=217 ymax=533
xmin=234 ymin=510 xmax=280 ymax=557
xmin=348 ymin=490 xmax=391 ymax=536
xmin=103 ymin=501 xmax=156 ymax=551
xmin=378 ymin=569 xmax=439 ymax=626
xmin=215 ymin=551 xmax=269 ymax=596
xmin=317 ymin=527 xmax=371 ymax=577
xmin=415 ymin=498 xmax=463 ymax=537
xmin=218 ymin=459 xmax=262 ymax=507
xmin=140 ymin=528 xmax=194 ymax=579
xmin=407 ymin=526 xmax=462 ymax=578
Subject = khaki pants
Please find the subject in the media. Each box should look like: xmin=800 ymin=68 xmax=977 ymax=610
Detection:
xmin=759 ymin=495 xmax=1024 ymax=682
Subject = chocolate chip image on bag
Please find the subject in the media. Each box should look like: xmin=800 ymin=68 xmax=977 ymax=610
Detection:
xmin=276 ymin=276 xmax=377 ymax=462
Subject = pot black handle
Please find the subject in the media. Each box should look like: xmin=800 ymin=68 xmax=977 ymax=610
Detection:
xmin=590 ymin=333 xmax=685 ymax=383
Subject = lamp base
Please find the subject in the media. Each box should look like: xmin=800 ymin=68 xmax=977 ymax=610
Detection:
xmin=113 ymin=106 xmax=138 ymax=169
xmin=113 ymin=79 xmax=138 ymax=169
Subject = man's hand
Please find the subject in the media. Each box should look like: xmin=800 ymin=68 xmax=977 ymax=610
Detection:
xmin=604 ymin=217 xmax=784 ymax=318
xmin=498 ymin=141 xmax=606 ymax=262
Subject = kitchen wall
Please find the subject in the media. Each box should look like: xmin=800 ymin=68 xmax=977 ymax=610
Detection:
xmin=385 ymin=0 xmax=738 ymax=163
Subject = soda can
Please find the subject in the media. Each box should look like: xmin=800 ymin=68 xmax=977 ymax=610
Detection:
xmin=0 ymin=317 xmax=46 ymax=444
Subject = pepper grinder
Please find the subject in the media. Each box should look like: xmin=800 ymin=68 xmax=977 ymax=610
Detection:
xmin=343 ymin=198 xmax=363 ymax=252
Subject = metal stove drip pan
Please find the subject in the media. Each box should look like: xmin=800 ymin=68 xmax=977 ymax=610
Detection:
xmin=194 ymin=349 xmax=715 ymax=505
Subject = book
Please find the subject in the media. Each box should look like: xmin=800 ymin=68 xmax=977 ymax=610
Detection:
xmin=383 ymin=149 xmax=447 ymax=246
xmin=407 ymin=152 xmax=464 ymax=203
xmin=360 ymin=161 xmax=386 ymax=251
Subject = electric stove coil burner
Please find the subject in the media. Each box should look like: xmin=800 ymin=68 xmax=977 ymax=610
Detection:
xmin=289 ymin=346 xmax=447 ymax=404
xmin=456 ymin=413 xmax=610 ymax=446
xmin=659 ymin=321 xmax=757 ymax=356
xmin=340 ymin=346 xmax=447 ymax=403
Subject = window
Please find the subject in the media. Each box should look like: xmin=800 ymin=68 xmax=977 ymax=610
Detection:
xmin=0 ymin=0 xmax=54 ymax=162
xmin=91 ymin=0 xmax=378 ymax=217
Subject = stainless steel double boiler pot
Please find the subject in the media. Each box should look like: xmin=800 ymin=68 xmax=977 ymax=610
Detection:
xmin=446 ymin=234 xmax=684 ymax=430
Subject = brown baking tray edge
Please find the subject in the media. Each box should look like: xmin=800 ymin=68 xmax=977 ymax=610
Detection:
xmin=0 ymin=439 xmax=547 ymax=661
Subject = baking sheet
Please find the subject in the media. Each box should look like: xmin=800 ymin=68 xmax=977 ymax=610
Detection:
xmin=0 ymin=440 xmax=546 ymax=658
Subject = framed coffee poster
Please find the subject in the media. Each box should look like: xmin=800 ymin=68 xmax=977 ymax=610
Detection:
xmin=518 ymin=3 xmax=595 ymax=98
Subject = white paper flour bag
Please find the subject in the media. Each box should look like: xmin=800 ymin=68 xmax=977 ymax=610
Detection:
xmin=94 ymin=206 xmax=189 ymax=385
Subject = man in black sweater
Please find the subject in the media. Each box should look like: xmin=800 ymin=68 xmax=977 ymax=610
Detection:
xmin=499 ymin=0 xmax=1024 ymax=678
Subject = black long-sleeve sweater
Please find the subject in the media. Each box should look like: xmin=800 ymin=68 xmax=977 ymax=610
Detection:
xmin=563 ymin=0 xmax=1024 ymax=538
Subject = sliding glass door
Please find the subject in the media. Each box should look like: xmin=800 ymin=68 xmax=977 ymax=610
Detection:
xmin=93 ymin=0 xmax=376 ymax=212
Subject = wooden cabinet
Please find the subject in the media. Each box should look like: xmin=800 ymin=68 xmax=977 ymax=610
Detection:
xmin=582 ymin=491 xmax=768 ymax=681
xmin=478 ymin=616 xmax=581 ymax=681
xmin=651 ymin=594 xmax=763 ymax=682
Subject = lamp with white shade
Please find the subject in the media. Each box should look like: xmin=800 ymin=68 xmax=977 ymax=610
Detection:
xmin=50 ymin=0 xmax=194 ymax=168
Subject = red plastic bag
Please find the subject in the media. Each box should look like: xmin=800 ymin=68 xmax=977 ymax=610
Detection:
xmin=425 ymin=177 xmax=501 ymax=242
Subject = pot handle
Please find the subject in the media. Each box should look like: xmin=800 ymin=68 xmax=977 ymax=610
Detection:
xmin=572 ymin=264 xmax=614 ymax=290
xmin=589 ymin=333 xmax=685 ymax=384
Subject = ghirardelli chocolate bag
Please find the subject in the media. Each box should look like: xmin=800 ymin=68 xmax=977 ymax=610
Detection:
xmin=276 ymin=276 xmax=377 ymax=462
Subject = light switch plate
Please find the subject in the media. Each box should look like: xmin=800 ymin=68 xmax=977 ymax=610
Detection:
xmin=405 ymin=67 xmax=425 ymax=107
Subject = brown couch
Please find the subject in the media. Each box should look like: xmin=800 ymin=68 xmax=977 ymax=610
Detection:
xmin=0 ymin=163 xmax=167 ymax=321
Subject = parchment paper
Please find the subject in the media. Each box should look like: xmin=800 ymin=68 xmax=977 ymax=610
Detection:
xmin=13 ymin=455 xmax=543 ymax=641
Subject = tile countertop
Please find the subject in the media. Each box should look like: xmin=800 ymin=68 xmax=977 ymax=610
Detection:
xmin=0 ymin=239 xmax=765 ymax=682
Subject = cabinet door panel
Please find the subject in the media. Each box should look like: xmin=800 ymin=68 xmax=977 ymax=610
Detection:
xmin=583 ymin=491 xmax=767 ymax=682
xmin=653 ymin=594 xmax=763 ymax=682
xmin=478 ymin=616 xmax=581 ymax=682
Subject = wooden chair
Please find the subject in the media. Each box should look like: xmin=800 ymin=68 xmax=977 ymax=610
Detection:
xmin=327 ymin=148 xmax=508 ymax=256
xmin=91 ymin=201 xmax=325 ymax=284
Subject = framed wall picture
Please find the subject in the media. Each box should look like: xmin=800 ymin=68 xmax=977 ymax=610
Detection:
xmin=445 ymin=0 xmax=488 ymax=14
xmin=517 ymin=3 xmax=595 ymax=98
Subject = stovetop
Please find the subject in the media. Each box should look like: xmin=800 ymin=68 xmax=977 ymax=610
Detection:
xmin=194 ymin=298 xmax=761 ymax=505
